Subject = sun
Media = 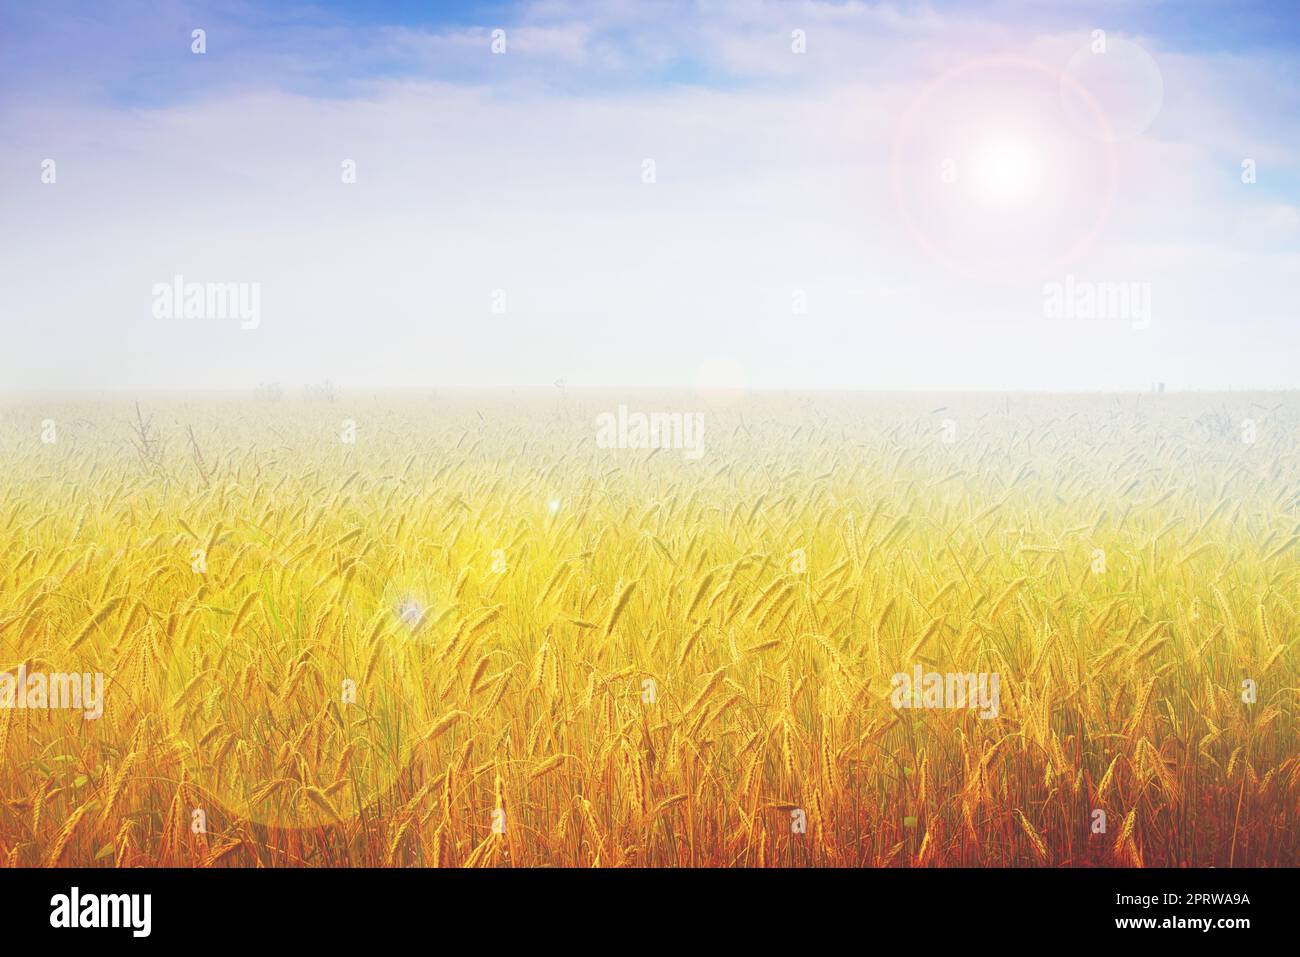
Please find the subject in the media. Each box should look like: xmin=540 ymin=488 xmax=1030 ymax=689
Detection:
xmin=970 ymin=131 xmax=1043 ymax=206
xmin=892 ymin=56 xmax=1117 ymax=281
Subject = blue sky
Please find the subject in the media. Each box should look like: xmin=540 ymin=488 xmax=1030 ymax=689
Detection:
xmin=5 ymin=2 xmax=1299 ymax=104
xmin=1 ymin=1 xmax=1297 ymax=391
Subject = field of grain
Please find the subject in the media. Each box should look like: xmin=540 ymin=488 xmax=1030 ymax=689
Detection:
xmin=0 ymin=390 xmax=1296 ymax=867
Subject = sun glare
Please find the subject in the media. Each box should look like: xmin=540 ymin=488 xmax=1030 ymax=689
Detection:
xmin=970 ymin=132 xmax=1042 ymax=205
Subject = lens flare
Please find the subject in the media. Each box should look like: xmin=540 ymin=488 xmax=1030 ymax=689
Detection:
xmin=969 ymin=132 xmax=1043 ymax=207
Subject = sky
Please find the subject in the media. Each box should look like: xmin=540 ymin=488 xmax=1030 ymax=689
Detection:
xmin=1 ymin=0 xmax=1297 ymax=393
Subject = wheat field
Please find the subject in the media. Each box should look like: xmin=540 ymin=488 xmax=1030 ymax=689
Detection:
xmin=0 ymin=390 xmax=1296 ymax=867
